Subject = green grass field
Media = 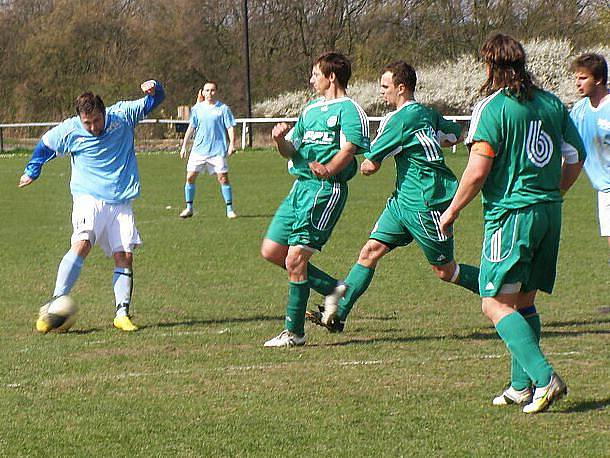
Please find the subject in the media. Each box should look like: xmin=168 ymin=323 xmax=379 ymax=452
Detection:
xmin=1 ymin=148 xmax=608 ymax=457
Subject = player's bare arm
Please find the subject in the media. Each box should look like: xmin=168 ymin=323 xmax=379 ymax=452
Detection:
xmin=439 ymin=143 xmax=494 ymax=236
xmin=180 ymin=124 xmax=195 ymax=159
xmin=560 ymin=160 xmax=584 ymax=194
xmin=271 ymin=122 xmax=296 ymax=159
xmin=309 ymin=142 xmax=358 ymax=180
xmin=360 ymin=158 xmax=381 ymax=176
xmin=227 ymin=126 xmax=236 ymax=156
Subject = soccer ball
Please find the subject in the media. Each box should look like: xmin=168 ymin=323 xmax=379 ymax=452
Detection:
xmin=36 ymin=295 xmax=78 ymax=333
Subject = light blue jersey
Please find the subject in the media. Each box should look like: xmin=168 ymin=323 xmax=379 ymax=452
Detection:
xmin=25 ymin=82 xmax=164 ymax=204
xmin=570 ymin=94 xmax=610 ymax=191
xmin=190 ymin=101 xmax=236 ymax=158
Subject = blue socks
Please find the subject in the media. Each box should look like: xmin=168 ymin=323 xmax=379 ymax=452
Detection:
xmin=53 ymin=250 xmax=85 ymax=297
xmin=113 ymin=268 xmax=133 ymax=317
xmin=185 ymin=183 xmax=195 ymax=211
xmin=221 ymin=184 xmax=233 ymax=212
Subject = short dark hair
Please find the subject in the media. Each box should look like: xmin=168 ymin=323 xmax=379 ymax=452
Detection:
xmin=383 ymin=61 xmax=417 ymax=92
xmin=75 ymin=92 xmax=105 ymax=116
xmin=203 ymin=81 xmax=218 ymax=89
xmin=315 ymin=52 xmax=351 ymax=89
xmin=571 ymin=53 xmax=608 ymax=86
xmin=479 ymin=33 xmax=538 ymax=100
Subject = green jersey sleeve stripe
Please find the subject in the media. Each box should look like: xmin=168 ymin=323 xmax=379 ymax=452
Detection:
xmin=466 ymin=90 xmax=502 ymax=144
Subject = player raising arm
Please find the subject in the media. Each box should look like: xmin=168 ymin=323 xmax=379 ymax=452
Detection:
xmin=20 ymin=80 xmax=165 ymax=332
xmin=439 ymin=34 xmax=585 ymax=414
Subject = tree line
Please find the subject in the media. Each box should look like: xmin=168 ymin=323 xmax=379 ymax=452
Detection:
xmin=1 ymin=0 xmax=608 ymax=122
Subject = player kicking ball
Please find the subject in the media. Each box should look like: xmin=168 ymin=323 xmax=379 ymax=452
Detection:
xmin=20 ymin=80 xmax=165 ymax=332
xmin=307 ymin=60 xmax=480 ymax=332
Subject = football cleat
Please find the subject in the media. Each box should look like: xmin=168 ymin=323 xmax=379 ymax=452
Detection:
xmin=113 ymin=315 xmax=139 ymax=332
xmin=492 ymin=385 xmax=533 ymax=406
xmin=226 ymin=210 xmax=238 ymax=219
xmin=522 ymin=373 xmax=567 ymax=414
xmin=263 ymin=330 xmax=306 ymax=348
xmin=179 ymin=208 xmax=193 ymax=218
xmin=305 ymin=307 xmax=345 ymax=333
xmin=321 ymin=282 xmax=346 ymax=325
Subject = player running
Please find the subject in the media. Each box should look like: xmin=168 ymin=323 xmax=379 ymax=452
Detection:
xmin=307 ymin=60 xmax=480 ymax=332
xmin=20 ymin=80 xmax=165 ymax=332
xmin=439 ymin=34 xmax=585 ymax=413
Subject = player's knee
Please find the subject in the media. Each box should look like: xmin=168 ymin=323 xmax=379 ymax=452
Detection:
xmin=432 ymin=266 xmax=452 ymax=282
xmin=358 ymin=240 xmax=386 ymax=264
xmin=217 ymin=174 xmax=229 ymax=185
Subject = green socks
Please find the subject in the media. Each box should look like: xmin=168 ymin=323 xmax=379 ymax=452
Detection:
xmin=285 ymin=281 xmax=309 ymax=336
xmin=337 ymin=263 xmax=375 ymax=321
xmin=496 ymin=312 xmax=552 ymax=388
xmin=307 ymin=263 xmax=337 ymax=296
xmin=511 ymin=310 xmax=541 ymax=390
xmin=456 ymin=263 xmax=480 ymax=294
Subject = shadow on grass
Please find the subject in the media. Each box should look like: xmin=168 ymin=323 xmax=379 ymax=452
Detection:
xmin=559 ymin=396 xmax=610 ymax=413
xmin=544 ymin=317 xmax=610 ymax=327
xmin=229 ymin=214 xmax=275 ymax=219
xmin=326 ymin=322 xmax=610 ymax=346
xmin=138 ymin=315 xmax=280 ymax=330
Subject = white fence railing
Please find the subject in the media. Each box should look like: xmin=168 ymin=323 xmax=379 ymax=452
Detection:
xmin=0 ymin=115 xmax=472 ymax=153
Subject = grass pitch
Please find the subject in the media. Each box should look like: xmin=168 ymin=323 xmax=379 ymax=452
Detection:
xmin=1 ymin=148 xmax=609 ymax=457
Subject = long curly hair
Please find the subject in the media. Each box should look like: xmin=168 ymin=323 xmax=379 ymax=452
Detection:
xmin=479 ymin=33 xmax=538 ymax=100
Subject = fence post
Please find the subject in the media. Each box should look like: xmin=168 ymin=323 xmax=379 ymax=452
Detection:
xmin=241 ymin=121 xmax=247 ymax=150
xmin=0 ymin=127 xmax=3 ymax=154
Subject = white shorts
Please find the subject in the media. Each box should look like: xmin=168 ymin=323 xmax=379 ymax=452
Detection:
xmin=71 ymin=195 xmax=142 ymax=257
xmin=187 ymin=154 xmax=228 ymax=175
xmin=598 ymin=191 xmax=610 ymax=237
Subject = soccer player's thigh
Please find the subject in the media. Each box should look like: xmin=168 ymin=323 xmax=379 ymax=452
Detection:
xmin=210 ymin=156 xmax=229 ymax=175
xmin=369 ymin=203 xmax=413 ymax=249
xmin=406 ymin=208 xmax=454 ymax=265
xmin=289 ymin=181 xmax=348 ymax=250
xmin=524 ymin=202 xmax=561 ymax=294
xmin=70 ymin=195 xmax=101 ymax=247
xmin=479 ymin=209 xmax=533 ymax=297
xmin=598 ymin=190 xmax=610 ymax=237
xmin=186 ymin=155 xmax=209 ymax=175
xmin=265 ymin=191 xmax=296 ymax=246
xmin=104 ymin=203 xmax=142 ymax=258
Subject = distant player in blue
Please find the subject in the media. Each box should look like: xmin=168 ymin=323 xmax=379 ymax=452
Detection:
xmin=570 ymin=53 xmax=610 ymax=264
xmin=19 ymin=80 xmax=165 ymax=332
xmin=179 ymin=81 xmax=237 ymax=219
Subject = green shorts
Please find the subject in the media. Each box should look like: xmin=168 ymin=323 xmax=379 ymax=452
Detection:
xmin=479 ymin=202 xmax=561 ymax=297
xmin=265 ymin=179 xmax=348 ymax=251
xmin=369 ymin=197 xmax=454 ymax=265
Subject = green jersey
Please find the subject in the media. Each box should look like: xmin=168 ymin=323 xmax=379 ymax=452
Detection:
xmin=288 ymin=96 xmax=370 ymax=182
xmin=467 ymin=88 xmax=586 ymax=220
xmin=366 ymin=101 xmax=462 ymax=210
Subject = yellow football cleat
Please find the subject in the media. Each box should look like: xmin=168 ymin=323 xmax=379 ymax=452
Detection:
xmin=113 ymin=315 xmax=138 ymax=332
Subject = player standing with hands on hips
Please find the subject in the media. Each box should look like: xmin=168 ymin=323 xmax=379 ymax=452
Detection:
xmin=179 ymin=81 xmax=238 ymax=219
xmin=439 ymin=34 xmax=585 ymax=413
xmin=20 ymin=80 xmax=165 ymax=332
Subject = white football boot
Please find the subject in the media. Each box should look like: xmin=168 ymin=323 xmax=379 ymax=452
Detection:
xmin=492 ymin=386 xmax=533 ymax=406
xmin=522 ymin=373 xmax=567 ymax=414
xmin=321 ymin=281 xmax=346 ymax=325
xmin=264 ymin=330 xmax=306 ymax=348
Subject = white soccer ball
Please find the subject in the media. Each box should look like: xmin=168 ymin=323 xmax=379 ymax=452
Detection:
xmin=37 ymin=295 xmax=78 ymax=333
